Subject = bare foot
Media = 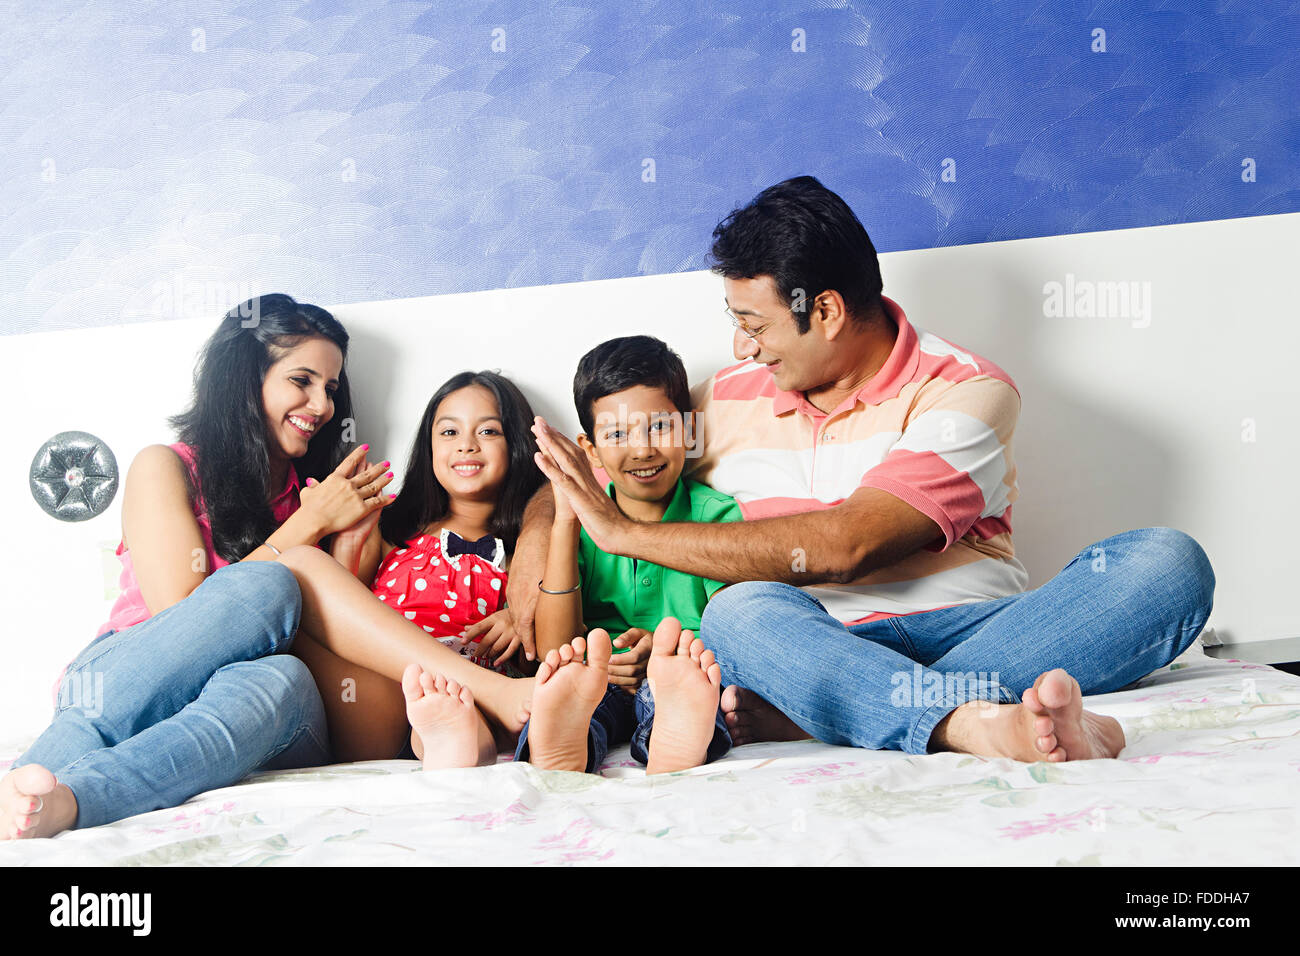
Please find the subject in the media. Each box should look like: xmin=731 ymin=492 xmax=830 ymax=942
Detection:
xmin=402 ymin=664 xmax=483 ymax=770
xmin=476 ymin=672 xmax=534 ymax=735
xmin=2 ymin=764 xmax=77 ymax=839
xmin=644 ymin=619 xmax=722 ymax=774
xmin=527 ymin=631 xmax=613 ymax=772
xmin=932 ymin=668 xmax=1125 ymax=762
xmin=720 ymin=686 xmax=812 ymax=747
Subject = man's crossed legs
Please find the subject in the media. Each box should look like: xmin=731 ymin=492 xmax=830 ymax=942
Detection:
xmin=701 ymin=527 xmax=1215 ymax=761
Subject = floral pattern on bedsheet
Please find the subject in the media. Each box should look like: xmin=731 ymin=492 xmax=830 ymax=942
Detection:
xmin=3 ymin=649 xmax=1300 ymax=866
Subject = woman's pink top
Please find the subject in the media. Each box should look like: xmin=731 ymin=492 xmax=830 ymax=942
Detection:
xmin=97 ymin=442 xmax=301 ymax=636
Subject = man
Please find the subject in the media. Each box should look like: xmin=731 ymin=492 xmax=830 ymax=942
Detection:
xmin=510 ymin=175 xmax=1215 ymax=763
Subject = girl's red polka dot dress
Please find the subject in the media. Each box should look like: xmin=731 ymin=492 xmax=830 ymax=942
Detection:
xmin=370 ymin=528 xmax=509 ymax=673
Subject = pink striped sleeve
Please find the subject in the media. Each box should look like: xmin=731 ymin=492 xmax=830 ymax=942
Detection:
xmin=858 ymin=378 xmax=1019 ymax=550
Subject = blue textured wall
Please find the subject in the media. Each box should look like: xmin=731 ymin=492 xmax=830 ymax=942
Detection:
xmin=2 ymin=0 xmax=1297 ymax=334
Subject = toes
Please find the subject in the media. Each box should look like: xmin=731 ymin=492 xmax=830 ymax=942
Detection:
xmin=458 ymin=685 xmax=475 ymax=707
xmin=1022 ymin=687 xmax=1045 ymax=715
xmin=676 ymin=624 xmax=693 ymax=656
xmin=430 ymin=672 xmax=445 ymax=695
xmin=698 ymin=647 xmax=715 ymax=670
xmin=705 ymin=662 xmax=722 ymax=688
xmin=1038 ymin=669 xmax=1077 ymax=710
xmin=720 ymin=685 xmax=743 ymax=713
xmin=585 ymin=628 xmax=613 ymax=665
xmin=445 ymin=678 xmax=463 ymax=699
xmin=651 ymin=616 xmax=683 ymax=656
xmin=401 ymin=663 xmax=423 ymax=701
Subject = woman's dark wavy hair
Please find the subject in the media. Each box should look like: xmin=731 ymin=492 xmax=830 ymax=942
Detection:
xmin=169 ymin=294 xmax=353 ymax=564
xmin=380 ymin=371 xmax=544 ymax=555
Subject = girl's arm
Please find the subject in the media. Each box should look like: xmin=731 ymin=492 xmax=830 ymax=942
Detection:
xmin=328 ymin=508 xmax=388 ymax=583
xmin=325 ymin=454 xmax=393 ymax=583
xmin=533 ymin=489 xmax=585 ymax=660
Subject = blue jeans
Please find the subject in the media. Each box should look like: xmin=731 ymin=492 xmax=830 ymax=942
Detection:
xmin=514 ymin=682 xmax=732 ymax=771
xmin=14 ymin=561 xmax=330 ymax=829
xmin=699 ymin=527 xmax=1215 ymax=755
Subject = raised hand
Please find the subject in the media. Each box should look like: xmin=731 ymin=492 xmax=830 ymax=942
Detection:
xmin=299 ymin=444 xmax=395 ymax=538
xmin=530 ymin=417 xmax=630 ymax=553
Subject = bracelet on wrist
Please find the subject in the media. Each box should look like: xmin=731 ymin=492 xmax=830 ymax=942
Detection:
xmin=264 ymin=542 xmax=282 ymax=557
xmin=538 ymin=580 xmax=580 ymax=595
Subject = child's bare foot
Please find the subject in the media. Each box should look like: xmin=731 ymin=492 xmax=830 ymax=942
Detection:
xmin=2 ymin=764 xmax=77 ymax=839
xmin=527 ymin=631 xmax=613 ymax=772
xmin=720 ymin=686 xmax=811 ymax=746
xmin=645 ymin=618 xmax=723 ymax=774
xmin=932 ymin=668 xmax=1125 ymax=762
xmin=402 ymin=664 xmax=481 ymax=770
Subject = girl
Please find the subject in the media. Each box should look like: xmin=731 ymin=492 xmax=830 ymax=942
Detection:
xmin=2 ymin=294 xmax=394 ymax=840
xmin=288 ymin=371 xmax=546 ymax=768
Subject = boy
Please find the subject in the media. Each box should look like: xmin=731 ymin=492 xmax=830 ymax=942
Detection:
xmin=517 ymin=335 xmax=742 ymax=774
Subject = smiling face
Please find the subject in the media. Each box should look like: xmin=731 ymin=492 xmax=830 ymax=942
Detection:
xmin=430 ymin=384 xmax=509 ymax=503
xmin=725 ymin=275 xmax=835 ymax=394
xmin=261 ymin=336 xmax=344 ymax=461
xmin=578 ymin=384 xmax=688 ymax=517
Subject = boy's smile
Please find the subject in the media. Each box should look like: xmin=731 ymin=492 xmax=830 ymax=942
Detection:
xmin=579 ymin=384 xmax=689 ymax=523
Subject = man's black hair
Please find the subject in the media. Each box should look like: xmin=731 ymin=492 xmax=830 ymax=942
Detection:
xmin=573 ymin=335 xmax=691 ymax=437
xmin=708 ymin=175 xmax=884 ymax=333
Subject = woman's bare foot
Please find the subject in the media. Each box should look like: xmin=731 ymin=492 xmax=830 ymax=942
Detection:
xmin=402 ymin=664 xmax=482 ymax=770
xmin=527 ymin=631 xmax=613 ymax=772
xmin=720 ymin=686 xmax=812 ymax=746
xmin=932 ymin=668 xmax=1125 ymax=762
xmin=2 ymin=764 xmax=77 ymax=839
xmin=475 ymin=672 xmax=535 ymax=735
xmin=645 ymin=619 xmax=722 ymax=774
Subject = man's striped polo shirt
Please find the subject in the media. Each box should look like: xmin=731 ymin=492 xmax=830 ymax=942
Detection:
xmin=688 ymin=294 xmax=1029 ymax=625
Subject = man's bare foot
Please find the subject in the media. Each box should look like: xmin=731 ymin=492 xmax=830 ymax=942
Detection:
xmin=2 ymin=764 xmax=77 ymax=839
xmin=932 ymin=668 xmax=1125 ymax=762
xmin=644 ymin=619 xmax=722 ymax=774
xmin=402 ymin=664 xmax=482 ymax=770
xmin=720 ymin=686 xmax=812 ymax=747
xmin=527 ymin=631 xmax=613 ymax=772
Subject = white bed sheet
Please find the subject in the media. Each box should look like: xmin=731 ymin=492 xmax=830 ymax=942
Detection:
xmin=3 ymin=645 xmax=1299 ymax=866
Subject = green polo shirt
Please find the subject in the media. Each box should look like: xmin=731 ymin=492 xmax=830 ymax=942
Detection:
xmin=578 ymin=478 xmax=743 ymax=635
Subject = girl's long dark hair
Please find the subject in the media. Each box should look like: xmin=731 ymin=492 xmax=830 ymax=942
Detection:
xmin=169 ymin=294 xmax=353 ymax=563
xmin=380 ymin=371 xmax=543 ymax=555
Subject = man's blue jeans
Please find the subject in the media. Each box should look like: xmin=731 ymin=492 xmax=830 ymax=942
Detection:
xmin=13 ymin=561 xmax=330 ymax=829
xmin=699 ymin=527 xmax=1215 ymax=755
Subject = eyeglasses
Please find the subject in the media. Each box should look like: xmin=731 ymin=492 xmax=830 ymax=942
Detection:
xmin=725 ymin=306 xmax=770 ymax=341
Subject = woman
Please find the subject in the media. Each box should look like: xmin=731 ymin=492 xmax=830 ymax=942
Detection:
xmin=1 ymin=294 xmax=394 ymax=839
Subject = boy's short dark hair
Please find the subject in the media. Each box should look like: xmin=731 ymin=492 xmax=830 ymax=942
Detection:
xmin=573 ymin=335 xmax=692 ymax=437
xmin=708 ymin=175 xmax=884 ymax=333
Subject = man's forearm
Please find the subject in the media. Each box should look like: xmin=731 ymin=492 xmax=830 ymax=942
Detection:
xmin=620 ymin=510 xmax=859 ymax=586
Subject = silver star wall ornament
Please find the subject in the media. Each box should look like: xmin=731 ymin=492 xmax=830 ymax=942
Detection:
xmin=29 ymin=431 xmax=119 ymax=521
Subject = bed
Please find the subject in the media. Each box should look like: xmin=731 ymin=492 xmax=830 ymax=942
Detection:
xmin=3 ymin=641 xmax=1298 ymax=866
